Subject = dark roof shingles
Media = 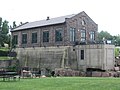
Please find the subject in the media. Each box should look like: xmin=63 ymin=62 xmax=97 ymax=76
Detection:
xmin=13 ymin=14 xmax=75 ymax=31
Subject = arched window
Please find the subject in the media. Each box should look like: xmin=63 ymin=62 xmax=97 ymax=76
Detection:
xmin=81 ymin=20 xmax=86 ymax=26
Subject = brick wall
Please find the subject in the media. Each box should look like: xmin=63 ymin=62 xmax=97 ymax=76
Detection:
xmin=11 ymin=12 xmax=98 ymax=48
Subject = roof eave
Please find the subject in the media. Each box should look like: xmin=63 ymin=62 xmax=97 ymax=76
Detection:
xmin=11 ymin=22 xmax=65 ymax=32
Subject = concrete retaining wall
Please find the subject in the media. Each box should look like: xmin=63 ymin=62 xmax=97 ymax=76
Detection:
xmin=14 ymin=44 xmax=115 ymax=72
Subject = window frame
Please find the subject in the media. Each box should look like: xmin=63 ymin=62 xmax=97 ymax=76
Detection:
xmin=81 ymin=20 xmax=86 ymax=26
xmin=32 ymin=32 xmax=37 ymax=43
xmin=22 ymin=33 xmax=27 ymax=44
xmin=13 ymin=35 xmax=18 ymax=45
xmin=81 ymin=50 xmax=84 ymax=60
xmin=43 ymin=31 xmax=49 ymax=42
xmin=81 ymin=29 xmax=86 ymax=42
xmin=70 ymin=27 xmax=75 ymax=42
xmin=90 ymin=31 xmax=95 ymax=41
xmin=55 ymin=28 xmax=63 ymax=42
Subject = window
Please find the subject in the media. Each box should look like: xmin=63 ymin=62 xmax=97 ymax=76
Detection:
xmin=13 ymin=35 xmax=18 ymax=45
xmin=70 ymin=28 xmax=75 ymax=42
xmin=55 ymin=28 xmax=62 ymax=42
xmin=90 ymin=31 xmax=95 ymax=41
xmin=32 ymin=32 xmax=37 ymax=43
xmin=22 ymin=34 xmax=27 ymax=44
xmin=81 ymin=20 xmax=86 ymax=26
xmin=81 ymin=50 xmax=84 ymax=60
xmin=43 ymin=31 xmax=49 ymax=42
xmin=81 ymin=30 xmax=86 ymax=42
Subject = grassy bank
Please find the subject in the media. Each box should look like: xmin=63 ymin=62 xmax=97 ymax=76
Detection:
xmin=0 ymin=47 xmax=11 ymax=60
xmin=0 ymin=77 xmax=120 ymax=90
xmin=0 ymin=56 xmax=13 ymax=60
xmin=0 ymin=47 xmax=9 ymax=51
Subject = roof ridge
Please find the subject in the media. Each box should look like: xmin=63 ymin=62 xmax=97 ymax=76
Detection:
xmin=29 ymin=14 xmax=76 ymax=23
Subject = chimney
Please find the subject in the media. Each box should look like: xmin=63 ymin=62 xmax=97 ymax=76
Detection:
xmin=46 ymin=16 xmax=50 ymax=20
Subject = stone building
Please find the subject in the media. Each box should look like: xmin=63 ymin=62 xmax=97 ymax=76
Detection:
xmin=11 ymin=11 xmax=115 ymax=74
xmin=11 ymin=11 xmax=98 ymax=47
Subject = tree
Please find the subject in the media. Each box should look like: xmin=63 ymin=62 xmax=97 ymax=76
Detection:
xmin=0 ymin=17 xmax=3 ymax=46
xmin=115 ymin=48 xmax=119 ymax=57
xmin=98 ymin=31 xmax=120 ymax=46
xmin=0 ymin=17 xmax=2 ymax=30
xmin=2 ymin=20 xmax=9 ymax=34
xmin=113 ymin=35 xmax=120 ymax=46
xmin=98 ymin=31 xmax=112 ymax=42
xmin=0 ymin=19 xmax=9 ymax=47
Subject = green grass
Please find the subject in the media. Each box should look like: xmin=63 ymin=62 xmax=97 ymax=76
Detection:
xmin=0 ymin=77 xmax=120 ymax=90
xmin=0 ymin=57 xmax=13 ymax=60
xmin=0 ymin=47 xmax=12 ymax=60
xmin=0 ymin=47 xmax=9 ymax=51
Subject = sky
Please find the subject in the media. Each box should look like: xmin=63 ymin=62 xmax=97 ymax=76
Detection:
xmin=0 ymin=0 xmax=120 ymax=35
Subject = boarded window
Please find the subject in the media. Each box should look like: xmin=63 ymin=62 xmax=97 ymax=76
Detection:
xmin=81 ymin=50 xmax=84 ymax=60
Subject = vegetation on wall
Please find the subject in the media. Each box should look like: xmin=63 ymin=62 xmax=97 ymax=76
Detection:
xmin=0 ymin=47 xmax=15 ymax=60
xmin=115 ymin=48 xmax=120 ymax=58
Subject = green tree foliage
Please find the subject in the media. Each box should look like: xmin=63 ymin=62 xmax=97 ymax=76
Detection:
xmin=98 ymin=31 xmax=112 ymax=42
xmin=2 ymin=20 xmax=9 ymax=34
xmin=113 ymin=35 xmax=120 ymax=46
xmin=0 ymin=19 xmax=1 ymax=28
xmin=98 ymin=31 xmax=120 ymax=46
xmin=2 ymin=20 xmax=9 ymax=45
xmin=0 ymin=18 xmax=9 ymax=47
xmin=115 ymin=48 xmax=119 ymax=57
xmin=0 ymin=17 xmax=3 ymax=46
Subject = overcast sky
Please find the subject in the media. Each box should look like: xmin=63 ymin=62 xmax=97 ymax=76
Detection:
xmin=0 ymin=0 xmax=119 ymax=35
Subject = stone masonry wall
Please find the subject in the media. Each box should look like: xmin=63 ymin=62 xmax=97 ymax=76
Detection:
xmin=11 ymin=12 xmax=98 ymax=48
xmin=14 ymin=44 xmax=115 ymax=72
xmin=15 ymin=46 xmax=69 ymax=71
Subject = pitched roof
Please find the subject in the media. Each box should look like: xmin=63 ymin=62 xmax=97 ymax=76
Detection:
xmin=12 ymin=14 xmax=75 ymax=31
